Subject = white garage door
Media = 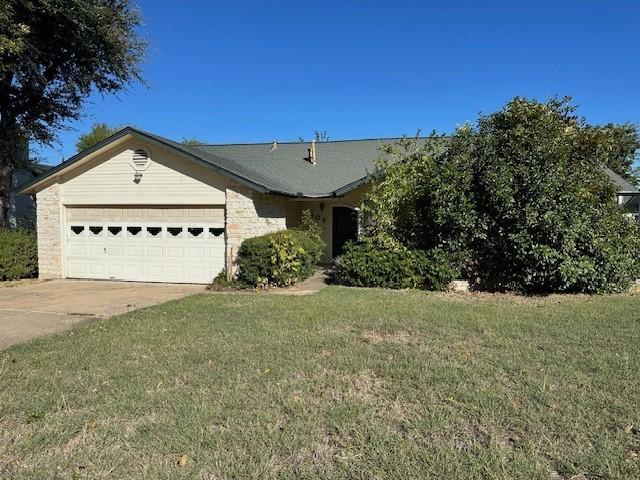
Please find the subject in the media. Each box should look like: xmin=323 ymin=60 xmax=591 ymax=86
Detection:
xmin=65 ymin=206 xmax=225 ymax=284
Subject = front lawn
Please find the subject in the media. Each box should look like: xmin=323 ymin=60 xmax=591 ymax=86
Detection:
xmin=1 ymin=288 xmax=639 ymax=479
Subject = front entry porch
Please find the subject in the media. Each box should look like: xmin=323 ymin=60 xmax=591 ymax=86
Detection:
xmin=283 ymin=186 xmax=365 ymax=262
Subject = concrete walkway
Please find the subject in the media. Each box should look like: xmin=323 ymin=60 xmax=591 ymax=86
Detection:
xmin=270 ymin=270 xmax=331 ymax=295
xmin=0 ymin=280 xmax=202 ymax=350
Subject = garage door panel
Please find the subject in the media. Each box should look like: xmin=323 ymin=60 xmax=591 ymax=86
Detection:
xmin=127 ymin=246 xmax=144 ymax=257
xmin=106 ymin=246 xmax=123 ymax=256
xmin=67 ymin=263 xmax=87 ymax=275
xmin=188 ymin=265 xmax=206 ymax=277
xmin=146 ymin=246 xmax=164 ymax=257
xmin=188 ymin=247 xmax=205 ymax=258
xmin=167 ymin=247 xmax=184 ymax=257
xmin=68 ymin=245 xmax=87 ymax=256
xmin=146 ymin=264 xmax=163 ymax=276
xmin=108 ymin=264 xmax=124 ymax=275
xmin=65 ymin=206 xmax=225 ymax=284
xmin=88 ymin=245 xmax=104 ymax=256
xmin=166 ymin=265 xmax=184 ymax=277
xmin=127 ymin=264 xmax=144 ymax=276
xmin=87 ymin=264 xmax=106 ymax=275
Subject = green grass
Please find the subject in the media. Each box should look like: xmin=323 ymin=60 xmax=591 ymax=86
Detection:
xmin=1 ymin=287 xmax=640 ymax=479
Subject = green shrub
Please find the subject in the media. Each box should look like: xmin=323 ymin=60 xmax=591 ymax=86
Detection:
xmin=364 ymin=98 xmax=640 ymax=293
xmin=0 ymin=229 xmax=38 ymax=281
xmin=334 ymin=241 xmax=455 ymax=291
xmin=237 ymin=227 xmax=324 ymax=287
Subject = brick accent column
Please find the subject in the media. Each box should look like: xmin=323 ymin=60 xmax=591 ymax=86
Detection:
xmin=36 ymin=183 xmax=63 ymax=279
xmin=225 ymin=183 xmax=287 ymax=274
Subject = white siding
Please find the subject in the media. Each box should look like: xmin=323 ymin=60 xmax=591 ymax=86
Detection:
xmin=60 ymin=140 xmax=227 ymax=205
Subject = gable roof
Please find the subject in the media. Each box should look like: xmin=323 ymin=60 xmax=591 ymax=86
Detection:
xmin=18 ymin=127 xmax=400 ymax=197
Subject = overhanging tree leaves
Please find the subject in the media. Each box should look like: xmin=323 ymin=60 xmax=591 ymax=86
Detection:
xmin=586 ymin=123 xmax=640 ymax=184
xmin=0 ymin=0 xmax=146 ymax=225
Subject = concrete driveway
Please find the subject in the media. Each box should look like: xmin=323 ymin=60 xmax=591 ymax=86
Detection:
xmin=0 ymin=280 xmax=203 ymax=350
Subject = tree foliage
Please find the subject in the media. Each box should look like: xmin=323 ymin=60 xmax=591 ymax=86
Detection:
xmin=585 ymin=123 xmax=640 ymax=184
xmin=76 ymin=123 xmax=120 ymax=152
xmin=181 ymin=138 xmax=208 ymax=146
xmin=298 ymin=130 xmax=330 ymax=142
xmin=364 ymin=133 xmax=476 ymax=270
xmin=364 ymin=97 xmax=640 ymax=293
xmin=0 ymin=0 xmax=146 ymax=225
xmin=0 ymin=228 xmax=38 ymax=280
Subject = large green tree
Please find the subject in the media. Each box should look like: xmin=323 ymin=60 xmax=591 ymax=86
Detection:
xmin=0 ymin=0 xmax=146 ymax=226
xmin=76 ymin=123 xmax=120 ymax=152
xmin=365 ymin=98 xmax=640 ymax=293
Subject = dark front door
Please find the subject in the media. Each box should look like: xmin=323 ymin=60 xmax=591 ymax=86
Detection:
xmin=332 ymin=207 xmax=358 ymax=257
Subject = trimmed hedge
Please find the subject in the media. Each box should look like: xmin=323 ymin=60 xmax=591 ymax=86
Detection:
xmin=237 ymin=228 xmax=324 ymax=287
xmin=334 ymin=241 xmax=455 ymax=291
xmin=0 ymin=229 xmax=38 ymax=281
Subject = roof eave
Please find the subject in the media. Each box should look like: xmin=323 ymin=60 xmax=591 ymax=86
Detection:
xmin=17 ymin=127 xmax=273 ymax=195
xmin=17 ymin=128 xmax=136 ymax=194
xmin=275 ymin=174 xmax=375 ymax=199
xmin=333 ymin=174 xmax=374 ymax=197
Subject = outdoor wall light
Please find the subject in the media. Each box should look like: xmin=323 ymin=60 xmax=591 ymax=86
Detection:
xmin=133 ymin=172 xmax=143 ymax=183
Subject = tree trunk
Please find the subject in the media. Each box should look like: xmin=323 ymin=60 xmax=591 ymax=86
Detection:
xmin=0 ymin=125 xmax=28 ymax=229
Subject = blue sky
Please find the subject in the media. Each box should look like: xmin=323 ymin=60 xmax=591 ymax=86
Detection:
xmin=36 ymin=0 xmax=640 ymax=164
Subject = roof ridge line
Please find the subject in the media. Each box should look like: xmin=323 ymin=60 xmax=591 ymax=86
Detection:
xmin=188 ymin=136 xmax=438 ymax=147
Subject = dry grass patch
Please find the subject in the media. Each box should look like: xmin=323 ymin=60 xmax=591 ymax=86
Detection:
xmin=291 ymin=432 xmax=345 ymax=475
xmin=362 ymin=329 xmax=421 ymax=345
xmin=347 ymin=369 xmax=383 ymax=403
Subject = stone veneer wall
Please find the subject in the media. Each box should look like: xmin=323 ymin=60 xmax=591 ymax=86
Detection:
xmin=225 ymin=183 xmax=289 ymax=274
xmin=36 ymin=183 xmax=63 ymax=279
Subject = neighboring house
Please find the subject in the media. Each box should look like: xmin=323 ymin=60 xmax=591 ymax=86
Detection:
xmin=9 ymin=163 xmax=49 ymax=228
xmin=603 ymin=167 xmax=640 ymax=219
xmin=18 ymin=127 xmax=640 ymax=285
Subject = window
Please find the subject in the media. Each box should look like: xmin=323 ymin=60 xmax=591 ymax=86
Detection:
xmin=89 ymin=226 xmax=103 ymax=235
xmin=209 ymin=227 xmax=224 ymax=237
xmin=70 ymin=226 xmax=85 ymax=235
xmin=146 ymin=227 xmax=162 ymax=236
xmin=167 ymin=227 xmax=183 ymax=237
xmin=132 ymin=149 xmax=149 ymax=168
xmin=108 ymin=226 xmax=122 ymax=236
xmin=127 ymin=226 xmax=142 ymax=236
xmin=188 ymin=227 xmax=203 ymax=237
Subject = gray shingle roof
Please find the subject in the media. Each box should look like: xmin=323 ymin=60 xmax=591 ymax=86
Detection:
xmin=603 ymin=167 xmax=639 ymax=193
xmin=187 ymin=139 xmax=394 ymax=197
xmin=18 ymin=127 xmax=639 ymax=198
xmin=136 ymin=128 xmax=406 ymax=196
